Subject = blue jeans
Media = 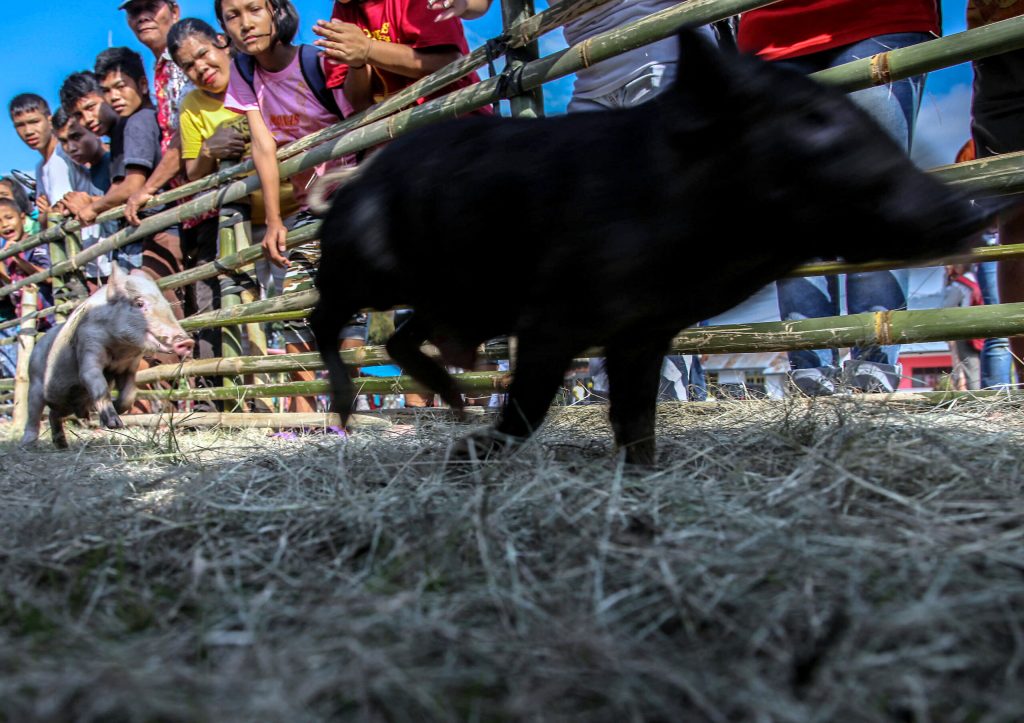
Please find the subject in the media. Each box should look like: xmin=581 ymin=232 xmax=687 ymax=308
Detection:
xmin=975 ymin=260 xmax=1012 ymax=388
xmin=0 ymin=322 xmax=17 ymax=379
xmin=774 ymin=33 xmax=929 ymax=370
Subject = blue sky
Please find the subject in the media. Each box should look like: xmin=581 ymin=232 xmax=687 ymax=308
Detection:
xmin=0 ymin=1 xmax=973 ymax=176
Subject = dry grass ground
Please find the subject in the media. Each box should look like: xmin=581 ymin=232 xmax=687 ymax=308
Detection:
xmin=1 ymin=396 xmax=1022 ymax=721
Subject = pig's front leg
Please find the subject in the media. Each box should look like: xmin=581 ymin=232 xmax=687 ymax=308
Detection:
xmin=604 ymin=335 xmax=672 ymax=466
xmin=77 ymin=346 xmax=122 ymax=429
xmin=386 ymin=314 xmax=465 ymax=412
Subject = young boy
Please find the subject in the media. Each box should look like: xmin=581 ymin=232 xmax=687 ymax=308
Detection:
xmin=0 ymin=197 xmax=52 ymax=336
xmin=58 ymin=52 xmax=183 ymax=297
xmin=52 ymin=107 xmax=118 ymax=285
xmin=8 ymin=93 xmax=75 ymax=229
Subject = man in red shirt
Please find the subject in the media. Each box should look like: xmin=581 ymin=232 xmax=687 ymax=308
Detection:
xmin=738 ymin=1 xmax=941 ymax=396
xmin=968 ymin=0 xmax=1024 ymax=382
xmin=312 ymin=0 xmax=487 ymax=112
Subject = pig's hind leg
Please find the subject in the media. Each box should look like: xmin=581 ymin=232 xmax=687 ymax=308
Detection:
xmin=48 ymin=409 xmax=69 ymax=449
xmin=387 ymin=314 xmax=465 ymax=412
xmin=112 ymin=372 xmax=138 ymax=415
xmin=310 ymin=303 xmax=359 ymax=425
xmin=489 ymin=334 xmax=576 ymax=444
xmin=604 ymin=334 xmax=673 ymax=466
xmin=19 ymin=376 xmax=47 ymax=447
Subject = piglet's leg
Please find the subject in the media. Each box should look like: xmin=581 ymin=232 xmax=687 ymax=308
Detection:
xmin=49 ymin=410 xmax=69 ymax=449
xmin=113 ymin=371 xmax=138 ymax=415
xmin=20 ymin=378 xmax=46 ymax=447
xmin=495 ymin=335 xmax=575 ymax=442
xmin=78 ymin=346 xmax=122 ymax=429
xmin=387 ymin=315 xmax=464 ymax=412
xmin=604 ymin=335 xmax=672 ymax=466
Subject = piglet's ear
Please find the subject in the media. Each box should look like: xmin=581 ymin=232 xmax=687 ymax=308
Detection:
xmin=106 ymin=264 xmax=126 ymax=303
xmin=673 ymin=28 xmax=735 ymax=103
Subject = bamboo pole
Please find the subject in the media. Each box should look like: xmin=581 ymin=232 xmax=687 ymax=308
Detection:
xmin=135 ymin=348 xmax=394 ymax=385
xmin=231 ymin=218 xmax=269 ymax=358
xmin=117 ymin=412 xmax=393 ymax=429
xmin=12 ymin=286 xmax=38 ymax=435
xmin=812 ymin=14 xmax=1024 ymax=93
xmin=45 ymin=214 xmax=72 ymax=324
xmin=136 ymin=300 xmax=1024 ymax=387
xmin=217 ymin=211 xmax=244 ymax=406
xmin=181 ymin=289 xmax=319 ymax=330
xmin=502 ymin=0 xmax=545 ymax=119
xmin=662 ymin=302 xmax=1024 ymax=355
xmin=0 ymin=378 xmax=14 ymax=391
xmin=135 ymin=370 xmax=510 ymax=402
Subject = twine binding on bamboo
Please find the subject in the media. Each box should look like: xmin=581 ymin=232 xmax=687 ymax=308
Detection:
xmin=874 ymin=310 xmax=895 ymax=346
xmin=578 ymin=37 xmax=594 ymax=69
xmin=869 ymin=52 xmax=892 ymax=86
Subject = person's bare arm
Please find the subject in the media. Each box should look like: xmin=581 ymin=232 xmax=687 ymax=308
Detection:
xmin=248 ymin=110 xmax=289 ymax=268
xmin=76 ymin=168 xmax=148 ymax=225
xmin=427 ymin=0 xmax=493 ymax=21
xmin=343 ymin=64 xmax=374 ymax=113
xmin=125 ymin=131 xmax=184 ymax=225
xmin=184 ymin=125 xmax=247 ymax=182
xmin=313 ymin=20 xmax=462 ymax=80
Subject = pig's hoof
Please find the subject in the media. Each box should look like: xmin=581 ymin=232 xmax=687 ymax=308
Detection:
xmin=449 ymin=429 xmax=519 ymax=462
xmin=100 ymin=409 xmax=125 ymax=429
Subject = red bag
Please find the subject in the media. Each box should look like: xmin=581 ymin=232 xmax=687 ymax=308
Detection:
xmin=952 ymin=273 xmax=985 ymax=353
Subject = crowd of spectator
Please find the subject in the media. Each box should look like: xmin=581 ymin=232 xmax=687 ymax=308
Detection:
xmin=1 ymin=0 xmax=1021 ymax=398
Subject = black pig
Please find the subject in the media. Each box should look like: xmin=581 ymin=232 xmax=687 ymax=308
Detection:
xmin=310 ymin=30 xmax=990 ymax=465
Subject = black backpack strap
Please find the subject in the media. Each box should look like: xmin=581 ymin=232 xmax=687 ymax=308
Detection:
xmin=233 ymin=53 xmax=257 ymax=95
xmin=298 ymin=44 xmax=345 ymax=120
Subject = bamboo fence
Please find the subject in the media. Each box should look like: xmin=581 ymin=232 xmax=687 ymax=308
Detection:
xmin=4 ymin=0 xmax=1024 ymax=433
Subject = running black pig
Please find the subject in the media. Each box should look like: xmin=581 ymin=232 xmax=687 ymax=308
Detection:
xmin=21 ymin=265 xmax=194 ymax=448
xmin=309 ymin=29 xmax=991 ymax=465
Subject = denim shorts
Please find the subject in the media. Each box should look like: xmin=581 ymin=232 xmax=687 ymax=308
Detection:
xmin=280 ymin=212 xmax=367 ymax=345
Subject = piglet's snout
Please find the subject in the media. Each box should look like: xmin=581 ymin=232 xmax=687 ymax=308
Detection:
xmin=172 ymin=336 xmax=195 ymax=359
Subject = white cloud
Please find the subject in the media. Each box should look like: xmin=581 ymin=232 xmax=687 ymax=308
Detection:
xmin=912 ymin=82 xmax=974 ymax=169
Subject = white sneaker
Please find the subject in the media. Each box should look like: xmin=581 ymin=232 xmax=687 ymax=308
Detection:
xmin=790 ymin=366 xmax=840 ymax=397
xmin=843 ymin=360 xmax=902 ymax=393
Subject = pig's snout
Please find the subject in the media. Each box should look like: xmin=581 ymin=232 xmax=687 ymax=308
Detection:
xmin=173 ymin=335 xmax=195 ymax=359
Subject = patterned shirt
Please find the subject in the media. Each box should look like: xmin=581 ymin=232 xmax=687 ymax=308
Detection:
xmin=153 ymin=49 xmax=194 ymax=151
xmin=967 ymin=0 xmax=1024 ymax=29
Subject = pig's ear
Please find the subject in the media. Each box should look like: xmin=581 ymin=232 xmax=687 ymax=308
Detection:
xmin=673 ymin=28 xmax=737 ymax=103
xmin=106 ymin=264 xmax=126 ymax=302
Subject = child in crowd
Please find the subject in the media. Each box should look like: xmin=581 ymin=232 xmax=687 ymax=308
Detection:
xmin=0 ymin=177 xmax=41 ymax=237
xmin=0 ymin=198 xmax=52 ymax=330
xmin=9 ymin=94 xmax=75 ymax=231
xmin=51 ymin=108 xmax=118 ymax=287
xmin=217 ymin=0 xmax=365 ymax=413
xmin=314 ymin=0 xmax=489 ymax=112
